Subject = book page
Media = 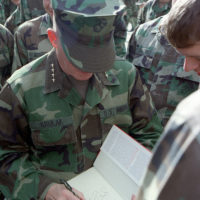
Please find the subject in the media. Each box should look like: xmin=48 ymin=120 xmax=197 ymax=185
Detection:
xmin=101 ymin=125 xmax=152 ymax=186
xmin=68 ymin=167 xmax=123 ymax=200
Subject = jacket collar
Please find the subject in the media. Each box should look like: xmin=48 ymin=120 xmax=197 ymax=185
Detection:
xmin=43 ymin=49 xmax=120 ymax=106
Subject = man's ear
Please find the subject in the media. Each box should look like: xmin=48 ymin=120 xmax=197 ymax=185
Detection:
xmin=48 ymin=28 xmax=57 ymax=48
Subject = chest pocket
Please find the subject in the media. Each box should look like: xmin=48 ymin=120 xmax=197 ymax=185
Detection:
xmin=29 ymin=117 xmax=77 ymax=147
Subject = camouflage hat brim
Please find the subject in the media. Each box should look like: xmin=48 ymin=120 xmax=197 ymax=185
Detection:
xmin=60 ymin=33 xmax=115 ymax=73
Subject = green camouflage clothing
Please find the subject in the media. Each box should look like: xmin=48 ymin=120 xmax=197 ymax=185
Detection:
xmin=126 ymin=16 xmax=199 ymax=126
xmin=4 ymin=0 xmax=45 ymax=34
xmin=0 ymin=49 xmax=162 ymax=199
xmin=123 ymin=0 xmax=148 ymax=30
xmin=0 ymin=0 xmax=17 ymax=24
xmin=137 ymin=0 xmax=171 ymax=25
xmin=0 ymin=24 xmax=14 ymax=89
xmin=137 ymin=90 xmax=200 ymax=200
xmin=12 ymin=13 xmax=53 ymax=73
xmin=113 ymin=10 xmax=128 ymax=57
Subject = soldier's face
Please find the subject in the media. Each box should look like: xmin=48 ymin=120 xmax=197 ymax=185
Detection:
xmin=176 ymin=42 xmax=200 ymax=76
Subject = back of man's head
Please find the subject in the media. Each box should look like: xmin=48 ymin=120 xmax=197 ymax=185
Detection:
xmin=164 ymin=0 xmax=200 ymax=48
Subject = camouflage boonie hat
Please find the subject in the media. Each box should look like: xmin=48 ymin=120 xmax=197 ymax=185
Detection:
xmin=51 ymin=0 xmax=125 ymax=72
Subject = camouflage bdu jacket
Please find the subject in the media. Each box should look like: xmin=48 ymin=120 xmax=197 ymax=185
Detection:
xmin=12 ymin=13 xmax=53 ymax=73
xmin=126 ymin=16 xmax=199 ymax=126
xmin=137 ymin=0 xmax=171 ymax=25
xmin=137 ymin=90 xmax=200 ymax=200
xmin=0 ymin=24 xmax=14 ymax=89
xmin=123 ymin=0 xmax=140 ymax=30
xmin=4 ymin=0 xmax=45 ymax=34
xmin=0 ymin=49 xmax=162 ymax=199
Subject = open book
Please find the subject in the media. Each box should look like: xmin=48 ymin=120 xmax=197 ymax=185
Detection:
xmin=68 ymin=125 xmax=152 ymax=200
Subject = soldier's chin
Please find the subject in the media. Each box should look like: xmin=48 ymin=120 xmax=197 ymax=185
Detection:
xmin=72 ymin=72 xmax=93 ymax=81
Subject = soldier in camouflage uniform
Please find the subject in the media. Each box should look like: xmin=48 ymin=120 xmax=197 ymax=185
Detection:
xmin=0 ymin=24 xmax=14 ymax=89
xmin=11 ymin=0 xmax=127 ymax=73
xmin=0 ymin=0 xmax=163 ymax=199
xmin=133 ymin=0 xmax=200 ymax=199
xmin=126 ymin=0 xmax=199 ymax=126
xmin=11 ymin=0 xmax=53 ymax=73
xmin=137 ymin=0 xmax=171 ymax=25
xmin=4 ymin=0 xmax=45 ymax=34
xmin=0 ymin=0 xmax=18 ymax=24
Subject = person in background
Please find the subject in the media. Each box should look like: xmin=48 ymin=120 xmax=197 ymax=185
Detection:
xmin=123 ymin=0 xmax=148 ymax=31
xmin=4 ymin=0 xmax=45 ymax=34
xmin=0 ymin=0 xmax=19 ymax=24
xmin=132 ymin=0 xmax=200 ymax=199
xmin=11 ymin=0 xmax=127 ymax=73
xmin=0 ymin=0 xmax=162 ymax=199
xmin=137 ymin=0 xmax=171 ymax=25
xmin=126 ymin=0 xmax=199 ymax=126
xmin=0 ymin=24 xmax=14 ymax=89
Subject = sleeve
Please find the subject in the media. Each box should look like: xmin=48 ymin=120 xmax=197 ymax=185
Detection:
xmin=0 ymin=84 xmax=56 ymax=199
xmin=11 ymin=28 xmax=29 ymax=73
xmin=128 ymin=69 xmax=163 ymax=149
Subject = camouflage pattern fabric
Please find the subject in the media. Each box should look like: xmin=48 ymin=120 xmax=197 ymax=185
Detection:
xmin=0 ymin=0 xmax=17 ymax=24
xmin=123 ymin=0 xmax=148 ymax=30
xmin=11 ymin=13 xmax=53 ymax=73
xmin=126 ymin=16 xmax=199 ymax=126
xmin=0 ymin=24 xmax=14 ymax=89
xmin=4 ymin=0 xmax=45 ymax=34
xmin=113 ymin=10 xmax=127 ymax=57
xmin=0 ymin=49 xmax=163 ymax=199
xmin=137 ymin=90 xmax=200 ymax=200
xmin=137 ymin=0 xmax=171 ymax=25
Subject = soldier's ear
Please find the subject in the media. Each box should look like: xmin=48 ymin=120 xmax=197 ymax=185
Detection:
xmin=48 ymin=29 xmax=58 ymax=48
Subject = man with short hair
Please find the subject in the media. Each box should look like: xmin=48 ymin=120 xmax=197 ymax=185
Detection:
xmin=133 ymin=0 xmax=200 ymax=199
xmin=0 ymin=0 xmax=162 ymax=199
xmin=126 ymin=0 xmax=199 ymax=126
